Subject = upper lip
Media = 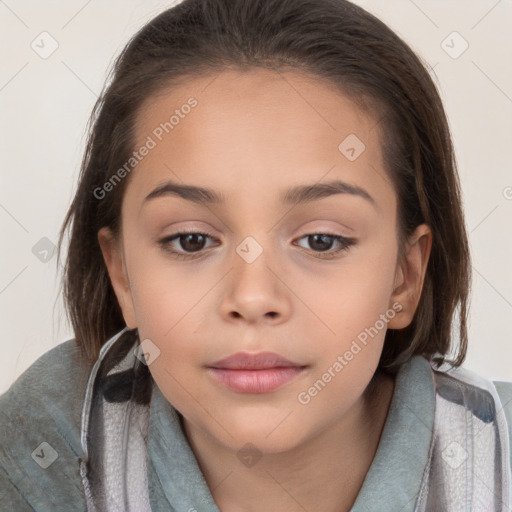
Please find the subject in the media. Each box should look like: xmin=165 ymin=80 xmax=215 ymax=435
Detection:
xmin=208 ymin=352 xmax=305 ymax=370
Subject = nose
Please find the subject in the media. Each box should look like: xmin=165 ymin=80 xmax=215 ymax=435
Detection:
xmin=219 ymin=238 xmax=292 ymax=325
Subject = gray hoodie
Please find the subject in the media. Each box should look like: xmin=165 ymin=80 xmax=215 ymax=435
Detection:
xmin=1 ymin=332 xmax=511 ymax=511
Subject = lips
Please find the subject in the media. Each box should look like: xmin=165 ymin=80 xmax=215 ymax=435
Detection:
xmin=206 ymin=352 xmax=308 ymax=393
xmin=209 ymin=351 xmax=302 ymax=370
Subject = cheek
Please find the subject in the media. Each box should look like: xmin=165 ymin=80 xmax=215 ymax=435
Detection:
xmin=126 ymin=242 xmax=211 ymax=335
xmin=295 ymin=261 xmax=397 ymax=421
xmin=128 ymin=263 xmax=210 ymax=411
xmin=305 ymin=240 xmax=398 ymax=348
xmin=123 ymin=250 xmax=213 ymax=389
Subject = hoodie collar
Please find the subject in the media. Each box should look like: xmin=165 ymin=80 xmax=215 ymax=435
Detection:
xmin=145 ymin=354 xmax=436 ymax=512
xmin=81 ymin=328 xmax=436 ymax=511
xmin=147 ymin=382 xmax=222 ymax=512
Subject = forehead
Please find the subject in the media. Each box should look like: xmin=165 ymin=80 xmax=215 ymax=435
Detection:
xmin=127 ymin=67 xmax=394 ymax=213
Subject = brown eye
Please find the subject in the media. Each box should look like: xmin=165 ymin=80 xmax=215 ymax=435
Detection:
xmin=176 ymin=233 xmax=208 ymax=252
xmin=295 ymin=233 xmax=355 ymax=258
xmin=305 ymin=234 xmax=336 ymax=252
xmin=158 ymin=231 xmax=217 ymax=259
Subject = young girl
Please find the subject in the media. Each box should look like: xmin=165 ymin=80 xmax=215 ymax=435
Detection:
xmin=1 ymin=0 xmax=511 ymax=510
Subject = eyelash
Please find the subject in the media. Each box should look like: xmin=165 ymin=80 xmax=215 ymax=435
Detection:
xmin=157 ymin=229 xmax=356 ymax=260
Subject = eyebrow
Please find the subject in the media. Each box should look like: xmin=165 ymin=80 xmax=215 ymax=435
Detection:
xmin=143 ymin=179 xmax=376 ymax=208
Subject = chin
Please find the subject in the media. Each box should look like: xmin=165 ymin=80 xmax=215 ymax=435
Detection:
xmin=228 ymin=429 xmax=305 ymax=456
xmin=207 ymin=411 xmax=310 ymax=455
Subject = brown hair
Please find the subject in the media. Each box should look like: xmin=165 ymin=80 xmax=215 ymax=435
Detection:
xmin=57 ymin=0 xmax=471 ymax=372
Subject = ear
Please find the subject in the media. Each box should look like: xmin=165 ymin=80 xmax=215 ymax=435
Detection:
xmin=97 ymin=226 xmax=138 ymax=328
xmin=387 ymin=223 xmax=432 ymax=329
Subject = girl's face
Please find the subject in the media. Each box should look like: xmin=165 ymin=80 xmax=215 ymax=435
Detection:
xmin=99 ymin=68 xmax=430 ymax=454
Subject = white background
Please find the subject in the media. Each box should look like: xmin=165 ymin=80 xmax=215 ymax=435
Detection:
xmin=1 ymin=0 xmax=511 ymax=392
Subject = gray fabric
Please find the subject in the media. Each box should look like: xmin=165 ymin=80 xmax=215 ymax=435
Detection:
xmin=348 ymin=352 xmax=437 ymax=511
xmin=147 ymin=384 xmax=221 ymax=512
xmin=0 ymin=339 xmax=91 ymax=511
xmin=416 ymin=368 xmax=511 ymax=510
xmin=78 ymin=328 xmax=152 ymax=511
xmin=1 ymin=332 xmax=511 ymax=511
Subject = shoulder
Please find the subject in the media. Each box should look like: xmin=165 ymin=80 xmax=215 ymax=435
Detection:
xmin=432 ymin=362 xmax=512 ymax=473
xmin=0 ymin=339 xmax=93 ymax=510
xmin=494 ymin=380 xmax=512 ymax=465
xmin=0 ymin=338 xmax=91 ymax=428
xmin=494 ymin=380 xmax=512 ymax=414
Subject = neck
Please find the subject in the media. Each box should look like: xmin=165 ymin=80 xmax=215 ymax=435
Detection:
xmin=182 ymin=371 xmax=395 ymax=512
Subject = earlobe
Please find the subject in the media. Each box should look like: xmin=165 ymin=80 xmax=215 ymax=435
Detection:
xmin=97 ymin=227 xmax=138 ymax=328
xmin=387 ymin=224 xmax=432 ymax=330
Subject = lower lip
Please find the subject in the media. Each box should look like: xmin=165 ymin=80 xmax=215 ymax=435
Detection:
xmin=207 ymin=367 xmax=306 ymax=393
